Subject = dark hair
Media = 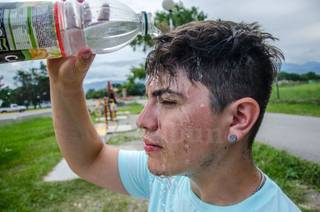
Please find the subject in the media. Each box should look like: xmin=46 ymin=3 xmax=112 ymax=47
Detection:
xmin=145 ymin=20 xmax=284 ymax=146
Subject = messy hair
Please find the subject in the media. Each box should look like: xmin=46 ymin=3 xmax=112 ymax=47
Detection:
xmin=145 ymin=20 xmax=284 ymax=145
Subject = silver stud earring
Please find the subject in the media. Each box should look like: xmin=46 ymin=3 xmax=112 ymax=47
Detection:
xmin=228 ymin=134 xmax=238 ymax=143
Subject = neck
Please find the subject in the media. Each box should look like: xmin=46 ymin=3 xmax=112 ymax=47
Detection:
xmin=189 ymin=148 xmax=261 ymax=206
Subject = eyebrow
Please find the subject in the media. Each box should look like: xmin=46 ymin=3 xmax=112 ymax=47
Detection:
xmin=151 ymin=88 xmax=184 ymax=98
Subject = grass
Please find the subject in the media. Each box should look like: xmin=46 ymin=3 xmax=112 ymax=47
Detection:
xmin=107 ymin=129 xmax=142 ymax=145
xmin=118 ymin=102 xmax=144 ymax=115
xmin=270 ymin=82 xmax=320 ymax=102
xmin=1 ymin=117 xmax=319 ymax=211
xmin=0 ymin=117 xmax=147 ymax=211
xmin=267 ymin=82 xmax=320 ymax=117
xmin=267 ymin=103 xmax=320 ymax=117
xmin=253 ymin=142 xmax=320 ymax=211
xmin=89 ymin=102 xmax=144 ymax=123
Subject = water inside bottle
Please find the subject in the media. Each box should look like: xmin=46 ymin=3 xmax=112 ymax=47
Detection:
xmin=84 ymin=21 xmax=141 ymax=54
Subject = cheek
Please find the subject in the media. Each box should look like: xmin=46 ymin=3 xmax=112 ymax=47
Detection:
xmin=160 ymin=106 xmax=218 ymax=152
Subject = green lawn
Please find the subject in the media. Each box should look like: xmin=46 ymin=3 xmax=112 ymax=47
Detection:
xmin=267 ymin=82 xmax=320 ymax=117
xmin=270 ymin=82 xmax=320 ymax=102
xmin=118 ymin=102 xmax=144 ymax=114
xmin=0 ymin=117 xmax=147 ymax=211
xmin=1 ymin=117 xmax=319 ymax=211
xmin=89 ymin=102 xmax=144 ymax=123
xmin=253 ymin=143 xmax=320 ymax=211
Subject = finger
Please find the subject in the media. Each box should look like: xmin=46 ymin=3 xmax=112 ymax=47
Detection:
xmin=47 ymin=57 xmax=69 ymax=73
xmin=74 ymin=48 xmax=95 ymax=74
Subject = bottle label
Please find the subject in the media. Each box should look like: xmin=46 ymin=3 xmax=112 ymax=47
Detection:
xmin=0 ymin=2 xmax=61 ymax=63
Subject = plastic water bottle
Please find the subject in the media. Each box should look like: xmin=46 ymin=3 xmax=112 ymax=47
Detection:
xmin=0 ymin=0 xmax=158 ymax=63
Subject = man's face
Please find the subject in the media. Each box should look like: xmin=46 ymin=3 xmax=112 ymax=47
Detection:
xmin=136 ymin=71 xmax=229 ymax=177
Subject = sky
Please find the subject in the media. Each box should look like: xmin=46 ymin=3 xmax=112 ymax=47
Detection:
xmin=0 ymin=0 xmax=319 ymax=87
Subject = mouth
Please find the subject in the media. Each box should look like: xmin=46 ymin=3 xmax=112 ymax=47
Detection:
xmin=143 ymin=138 xmax=163 ymax=153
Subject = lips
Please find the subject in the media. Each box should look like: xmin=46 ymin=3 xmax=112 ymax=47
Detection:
xmin=143 ymin=138 xmax=163 ymax=153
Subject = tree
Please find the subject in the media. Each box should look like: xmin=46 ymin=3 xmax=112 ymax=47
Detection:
xmin=0 ymin=76 xmax=13 ymax=107
xmin=122 ymin=64 xmax=146 ymax=96
xmin=13 ymin=69 xmax=33 ymax=108
xmin=155 ymin=2 xmax=207 ymax=33
xmin=0 ymin=76 xmax=3 ymax=106
xmin=35 ymin=61 xmax=50 ymax=103
xmin=130 ymin=2 xmax=207 ymax=51
xmin=0 ymin=75 xmax=4 ymax=89
xmin=13 ymin=62 xmax=50 ymax=109
xmin=301 ymin=72 xmax=320 ymax=81
xmin=277 ymin=72 xmax=302 ymax=81
xmin=86 ymin=88 xmax=106 ymax=99
xmin=277 ymin=71 xmax=320 ymax=82
xmin=128 ymin=64 xmax=146 ymax=82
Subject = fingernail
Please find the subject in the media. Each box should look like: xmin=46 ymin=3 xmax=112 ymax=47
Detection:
xmin=82 ymin=52 xmax=91 ymax=60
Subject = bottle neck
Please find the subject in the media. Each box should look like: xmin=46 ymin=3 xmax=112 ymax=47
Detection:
xmin=141 ymin=11 xmax=148 ymax=36
xmin=140 ymin=11 xmax=159 ymax=37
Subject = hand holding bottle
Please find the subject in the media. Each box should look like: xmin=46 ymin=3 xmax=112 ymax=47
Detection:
xmin=47 ymin=48 xmax=95 ymax=91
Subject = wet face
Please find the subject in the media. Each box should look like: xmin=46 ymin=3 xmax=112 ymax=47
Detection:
xmin=136 ymin=71 xmax=229 ymax=177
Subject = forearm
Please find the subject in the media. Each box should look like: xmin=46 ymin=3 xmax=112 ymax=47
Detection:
xmin=50 ymin=81 xmax=103 ymax=173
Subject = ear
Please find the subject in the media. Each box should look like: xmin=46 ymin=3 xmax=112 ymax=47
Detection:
xmin=227 ymin=98 xmax=260 ymax=142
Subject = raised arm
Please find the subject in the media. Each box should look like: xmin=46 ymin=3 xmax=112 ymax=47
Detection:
xmin=47 ymin=49 xmax=127 ymax=194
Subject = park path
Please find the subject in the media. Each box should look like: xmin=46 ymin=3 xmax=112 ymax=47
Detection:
xmin=0 ymin=108 xmax=51 ymax=125
xmin=256 ymin=113 xmax=320 ymax=163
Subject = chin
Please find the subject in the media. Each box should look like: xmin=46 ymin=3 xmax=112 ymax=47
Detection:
xmin=147 ymin=159 xmax=187 ymax=177
xmin=147 ymin=162 xmax=170 ymax=176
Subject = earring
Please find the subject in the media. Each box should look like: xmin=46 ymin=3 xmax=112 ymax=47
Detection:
xmin=228 ymin=134 xmax=238 ymax=143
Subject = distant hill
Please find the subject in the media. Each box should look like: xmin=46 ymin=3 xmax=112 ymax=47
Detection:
xmin=281 ymin=62 xmax=320 ymax=74
xmin=83 ymin=80 xmax=125 ymax=92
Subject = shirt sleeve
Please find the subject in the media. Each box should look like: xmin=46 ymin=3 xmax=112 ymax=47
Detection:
xmin=118 ymin=150 xmax=152 ymax=199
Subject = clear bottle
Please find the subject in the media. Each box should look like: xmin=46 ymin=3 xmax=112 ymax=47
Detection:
xmin=0 ymin=0 xmax=158 ymax=63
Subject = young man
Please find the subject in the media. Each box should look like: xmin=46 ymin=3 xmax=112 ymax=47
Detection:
xmin=48 ymin=20 xmax=300 ymax=211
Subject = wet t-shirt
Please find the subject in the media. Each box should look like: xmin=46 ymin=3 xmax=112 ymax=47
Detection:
xmin=118 ymin=150 xmax=301 ymax=212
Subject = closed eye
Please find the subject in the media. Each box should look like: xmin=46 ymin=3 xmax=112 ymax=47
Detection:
xmin=161 ymin=100 xmax=177 ymax=105
xmin=157 ymin=97 xmax=177 ymax=106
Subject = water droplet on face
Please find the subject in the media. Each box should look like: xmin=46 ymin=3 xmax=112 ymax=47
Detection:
xmin=185 ymin=159 xmax=191 ymax=164
xmin=184 ymin=143 xmax=190 ymax=153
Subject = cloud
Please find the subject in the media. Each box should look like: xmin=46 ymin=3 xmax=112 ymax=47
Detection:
xmin=180 ymin=0 xmax=320 ymax=63
xmin=84 ymin=45 xmax=148 ymax=84
xmin=0 ymin=61 xmax=41 ymax=88
xmin=94 ymin=59 xmax=142 ymax=67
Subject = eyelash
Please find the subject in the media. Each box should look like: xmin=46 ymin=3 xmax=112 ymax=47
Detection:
xmin=161 ymin=100 xmax=176 ymax=105
xmin=158 ymin=98 xmax=177 ymax=106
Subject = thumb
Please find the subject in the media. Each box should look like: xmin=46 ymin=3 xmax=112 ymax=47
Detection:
xmin=74 ymin=48 xmax=95 ymax=74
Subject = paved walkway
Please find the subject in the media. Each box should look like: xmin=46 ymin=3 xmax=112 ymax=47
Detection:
xmin=0 ymin=109 xmax=51 ymax=125
xmin=256 ymin=113 xmax=320 ymax=163
xmin=44 ymin=113 xmax=141 ymax=182
xmin=43 ymin=140 xmax=144 ymax=182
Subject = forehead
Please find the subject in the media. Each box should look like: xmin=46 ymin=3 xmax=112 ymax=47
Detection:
xmin=146 ymin=71 xmax=209 ymax=98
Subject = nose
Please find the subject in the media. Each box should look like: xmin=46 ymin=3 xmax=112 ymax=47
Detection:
xmin=136 ymin=101 xmax=158 ymax=131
